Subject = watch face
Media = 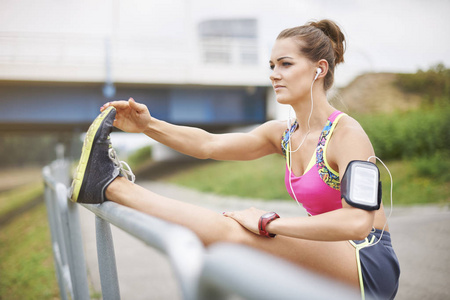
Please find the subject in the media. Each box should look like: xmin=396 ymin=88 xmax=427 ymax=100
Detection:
xmin=262 ymin=212 xmax=277 ymax=219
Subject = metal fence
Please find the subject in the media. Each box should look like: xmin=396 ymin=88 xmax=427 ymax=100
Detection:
xmin=43 ymin=159 xmax=360 ymax=300
xmin=43 ymin=159 xmax=90 ymax=300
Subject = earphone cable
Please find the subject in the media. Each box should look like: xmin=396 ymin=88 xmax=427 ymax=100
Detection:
xmin=361 ymin=156 xmax=394 ymax=248
xmin=285 ymin=76 xmax=316 ymax=154
xmin=284 ymin=72 xmax=394 ymax=247
xmin=287 ymin=74 xmax=317 ymax=209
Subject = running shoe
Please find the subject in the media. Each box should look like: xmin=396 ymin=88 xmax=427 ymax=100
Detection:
xmin=69 ymin=106 xmax=135 ymax=204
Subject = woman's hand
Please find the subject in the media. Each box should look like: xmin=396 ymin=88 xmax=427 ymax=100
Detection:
xmin=223 ymin=207 xmax=268 ymax=236
xmin=101 ymin=98 xmax=152 ymax=133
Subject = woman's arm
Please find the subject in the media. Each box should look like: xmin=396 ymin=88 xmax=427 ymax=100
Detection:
xmin=225 ymin=115 xmax=377 ymax=241
xmin=226 ymin=206 xmax=374 ymax=241
xmin=267 ymin=208 xmax=374 ymax=241
xmin=102 ymin=98 xmax=285 ymax=161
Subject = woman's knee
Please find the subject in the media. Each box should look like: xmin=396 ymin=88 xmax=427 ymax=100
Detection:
xmin=219 ymin=216 xmax=259 ymax=245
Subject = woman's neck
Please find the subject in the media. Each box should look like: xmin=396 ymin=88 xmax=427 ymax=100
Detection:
xmin=291 ymin=92 xmax=334 ymax=133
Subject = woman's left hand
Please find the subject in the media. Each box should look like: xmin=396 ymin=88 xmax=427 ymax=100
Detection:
xmin=223 ymin=207 xmax=268 ymax=236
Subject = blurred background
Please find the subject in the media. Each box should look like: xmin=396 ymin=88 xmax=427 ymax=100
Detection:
xmin=1 ymin=0 xmax=449 ymax=162
xmin=0 ymin=0 xmax=449 ymax=299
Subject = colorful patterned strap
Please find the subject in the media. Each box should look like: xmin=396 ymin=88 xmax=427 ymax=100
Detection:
xmin=281 ymin=111 xmax=346 ymax=190
xmin=316 ymin=112 xmax=346 ymax=190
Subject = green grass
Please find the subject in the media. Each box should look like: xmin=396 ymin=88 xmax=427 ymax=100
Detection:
xmin=166 ymin=155 xmax=290 ymax=200
xmin=0 ymin=202 xmax=60 ymax=299
xmin=0 ymin=182 xmax=44 ymax=216
xmin=379 ymin=159 xmax=450 ymax=206
xmin=165 ymin=155 xmax=450 ymax=206
xmin=0 ymin=183 xmax=102 ymax=300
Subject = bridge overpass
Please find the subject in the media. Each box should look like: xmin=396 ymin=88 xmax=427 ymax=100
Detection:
xmin=0 ymin=16 xmax=272 ymax=134
xmin=0 ymin=81 xmax=268 ymax=133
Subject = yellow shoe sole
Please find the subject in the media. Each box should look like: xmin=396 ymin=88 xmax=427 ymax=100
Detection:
xmin=69 ymin=106 xmax=115 ymax=202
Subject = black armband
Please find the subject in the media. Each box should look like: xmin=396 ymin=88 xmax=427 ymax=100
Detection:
xmin=341 ymin=160 xmax=382 ymax=211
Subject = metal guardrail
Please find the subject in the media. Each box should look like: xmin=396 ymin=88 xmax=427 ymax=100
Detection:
xmin=43 ymin=160 xmax=90 ymax=300
xmin=80 ymin=201 xmax=205 ymax=300
xmin=43 ymin=159 xmax=360 ymax=300
xmin=43 ymin=159 xmax=204 ymax=300
xmin=199 ymin=243 xmax=360 ymax=300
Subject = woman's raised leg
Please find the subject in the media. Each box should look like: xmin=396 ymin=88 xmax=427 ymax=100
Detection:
xmin=106 ymin=177 xmax=359 ymax=288
xmin=70 ymin=106 xmax=359 ymax=289
xmin=106 ymin=176 xmax=240 ymax=245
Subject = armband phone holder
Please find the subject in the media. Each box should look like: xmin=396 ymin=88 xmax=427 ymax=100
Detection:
xmin=341 ymin=160 xmax=382 ymax=211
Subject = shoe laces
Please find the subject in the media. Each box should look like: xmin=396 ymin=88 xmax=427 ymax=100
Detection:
xmin=108 ymin=148 xmax=136 ymax=183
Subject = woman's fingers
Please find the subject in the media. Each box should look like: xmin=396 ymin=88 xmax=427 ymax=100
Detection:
xmin=223 ymin=207 xmax=267 ymax=235
xmin=102 ymin=100 xmax=132 ymax=111
xmin=128 ymin=97 xmax=148 ymax=114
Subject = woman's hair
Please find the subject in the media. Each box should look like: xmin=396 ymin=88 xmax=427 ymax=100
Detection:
xmin=277 ymin=19 xmax=346 ymax=90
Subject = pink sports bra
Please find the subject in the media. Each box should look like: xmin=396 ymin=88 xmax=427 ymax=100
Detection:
xmin=282 ymin=111 xmax=345 ymax=216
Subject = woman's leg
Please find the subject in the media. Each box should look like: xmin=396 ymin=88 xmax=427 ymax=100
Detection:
xmin=106 ymin=177 xmax=237 ymax=245
xmin=106 ymin=177 xmax=359 ymax=288
xmin=71 ymin=107 xmax=359 ymax=288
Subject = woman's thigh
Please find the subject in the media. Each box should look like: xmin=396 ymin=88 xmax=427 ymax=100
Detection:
xmin=109 ymin=179 xmax=359 ymax=288
xmin=223 ymin=217 xmax=359 ymax=288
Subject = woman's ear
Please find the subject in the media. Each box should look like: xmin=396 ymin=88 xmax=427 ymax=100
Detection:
xmin=316 ymin=59 xmax=329 ymax=79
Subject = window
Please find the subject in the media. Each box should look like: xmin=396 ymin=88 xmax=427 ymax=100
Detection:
xmin=198 ymin=19 xmax=258 ymax=65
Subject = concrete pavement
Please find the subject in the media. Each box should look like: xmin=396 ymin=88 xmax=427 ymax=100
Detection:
xmin=79 ymin=181 xmax=450 ymax=300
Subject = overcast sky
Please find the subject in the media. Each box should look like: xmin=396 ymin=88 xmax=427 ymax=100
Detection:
xmin=191 ymin=0 xmax=450 ymax=86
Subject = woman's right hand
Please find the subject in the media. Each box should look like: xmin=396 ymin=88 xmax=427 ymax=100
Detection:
xmin=101 ymin=98 xmax=152 ymax=133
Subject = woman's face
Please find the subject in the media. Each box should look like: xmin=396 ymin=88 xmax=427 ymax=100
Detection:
xmin=269 ymin=38 xmax=316 ymax=105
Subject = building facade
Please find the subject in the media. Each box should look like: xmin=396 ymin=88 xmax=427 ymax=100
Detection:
xmin=0 ymin=1 xmax=277 ymax=133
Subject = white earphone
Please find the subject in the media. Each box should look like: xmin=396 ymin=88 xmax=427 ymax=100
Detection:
xmin=314 ymin=67 xmax=322 ymax=80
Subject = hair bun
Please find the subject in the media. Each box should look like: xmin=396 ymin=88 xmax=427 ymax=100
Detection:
xmin=309 ymin=19 xmax=346 ymax=65
xmin=276 ymin=19 xmax=346 ymax=90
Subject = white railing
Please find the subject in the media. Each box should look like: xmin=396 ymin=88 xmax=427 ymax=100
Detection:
xmin=43 ymin=159 xmax=360 ymax=300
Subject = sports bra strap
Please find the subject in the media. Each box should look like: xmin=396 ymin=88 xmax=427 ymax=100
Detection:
xmin=328 ymin=110 xmax=343 ymax=123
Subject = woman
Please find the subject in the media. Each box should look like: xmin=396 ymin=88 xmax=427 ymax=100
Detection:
xmin=70 ymin=19 xmax=400 ymax=299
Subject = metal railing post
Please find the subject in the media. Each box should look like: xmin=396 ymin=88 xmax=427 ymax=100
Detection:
xmin=43 ymin=175 xmax=70 ymax=300
xmin=56 ymin=183 xmax=90 ymax=300
xmin=95 ymin=215 xmax=121 ymax=300
xmin=43 ymin=162 xmax=90 ymax=300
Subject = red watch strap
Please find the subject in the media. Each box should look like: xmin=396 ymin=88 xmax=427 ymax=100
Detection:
xmin=259 ymin=212 xmax=280 ymax=238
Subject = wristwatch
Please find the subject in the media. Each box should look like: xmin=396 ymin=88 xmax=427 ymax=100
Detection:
xmin=258 ymin=212 xmax=280 ymax=238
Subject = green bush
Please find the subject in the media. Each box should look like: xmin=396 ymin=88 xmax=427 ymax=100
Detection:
xmin=359 ymin=102 xmax=450 ymax=160
xmin=396 ymin=63 xmax=450 ymax=104
xmin=127 ymin=145 xmax=152 ymax=169
xmin=413 ymin=150 xmax=450 ymax=182
xmin=378 ymin=159 xmax=449 ymax=205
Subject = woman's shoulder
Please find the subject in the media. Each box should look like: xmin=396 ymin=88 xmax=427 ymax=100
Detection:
xmin=328 ymin=113 xmax=375 ymax=164
xmin=335 ymin=113 xmax=368 ymax=139
xmin=252 ymin=119 xmax=289 ymax=155
xmin=257 ymin=119 xmax=288 ymax=135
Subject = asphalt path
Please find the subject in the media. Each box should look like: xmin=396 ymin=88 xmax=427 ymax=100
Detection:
xmin=79 ymin=181 xmax=450 ymax=300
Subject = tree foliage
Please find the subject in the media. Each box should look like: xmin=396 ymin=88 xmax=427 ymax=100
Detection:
xmin=396 ymin=63 xmax=450 ymax=104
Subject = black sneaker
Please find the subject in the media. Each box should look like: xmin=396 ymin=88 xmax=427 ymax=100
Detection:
xmin=69 ymin=106 xmax=135 ymax=204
